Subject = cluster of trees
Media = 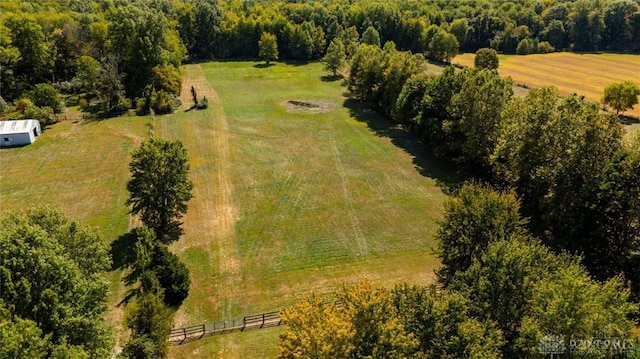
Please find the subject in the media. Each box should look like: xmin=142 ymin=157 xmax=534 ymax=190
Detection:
xmin=3 ymin=0 xmax=639 ymax=119
xmin=0 ymin=207 xmax=113 ymax=358
xmin=121 ymin=138 xmax=194 ymax=358
xmin=0 ymin=0 xmax=191 ymax=118
xmin=344 ymin=40 xmax=640 ymax=302
xmin=279 ymin=185 xmax=638 ymax=357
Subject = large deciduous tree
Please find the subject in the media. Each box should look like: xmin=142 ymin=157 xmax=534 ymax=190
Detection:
xmin=361 ymin=26 xmax=381 ymax=47
xmin=279 ymin=281 xmax=419 ymax=358
xmin=450 ymin=238 xmax=635 ymax=357
xmin=107 ymin=3 xmax=186 ymax=97
xmin=323 ymin=38 xmax=346 ymax=76
xmin=126 ymin=138 xmax=194 ymax=244
xmin=258 ymin=32 xmax=278 ymax=65
xmin=602 ymin=80 xmax=640 ymax=115
xmin=448 ymin=68 xmax=513 ymax=173
xmin=428 ymin=30 xmax=459 ymax=63
xmin=73 ymin=55 xmax=101 ymax=96
xmin=4 ymin=14 xmax=52 ymax=99
xmin=0 ymin=207 xmax=112 ymax=358
xmin=492 ymin=87 xmax=624 ymax=243
xmin=391 ymin=284 xmax=503 ymax=359
xmin=474 ymin=48 xmax=499 ymax=69
xmin=437 ymin=184 xmax=527 ymax=286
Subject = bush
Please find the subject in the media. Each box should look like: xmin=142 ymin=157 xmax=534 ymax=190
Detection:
xmin=151 ymin=65 xmax=182 ymax=97
xmin=28 ymin=83 xmax=63 ymax=114
xmin=65 ymin=95 xmax=80 ymax=107
xmin=537 ymin=41 xmax=554 ymax=53
xmin=474 ymin=48 xmax=499 ymax=69
xmin=52 ymin=81 xmax=77 ymax=94
xmin=112 ymin=96 xmax=132 ymax=113
xmin=121 ymin=336 xmax=160 ymax=359
xmin=151 ymin=245 xmax=190 ymax=308
xmin=516 ymin=38 xmax=540 ymax=55
xmin=151 ymin=90 xmax=180 ymax=115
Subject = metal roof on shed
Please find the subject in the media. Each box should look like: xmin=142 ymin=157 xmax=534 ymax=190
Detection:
xmin=0 ymin=119 xmax=39 ymax=135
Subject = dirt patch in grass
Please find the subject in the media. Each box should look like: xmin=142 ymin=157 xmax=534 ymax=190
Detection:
xmin=280 ymin=99 xmax=335 ymax=114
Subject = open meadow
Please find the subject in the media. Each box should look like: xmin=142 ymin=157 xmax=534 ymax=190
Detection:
xmin=453 ymin=52 xmax=640 ymax=134
xmin=0 ymin=61 xmax=451 ymax=357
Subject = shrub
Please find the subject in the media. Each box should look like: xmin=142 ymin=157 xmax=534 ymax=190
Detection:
xmin=151 ymin=65 xmax=182 ymax=97
xmin=78 ymin=98 xmax=88 ymax=110
xmin=65 ymin=95 xmax=79 ymax=107
xmin=113 ymin=96 xmax=132 ymax=113
xmin=151 ymin=90 xmax=180 ymax=115
xmin=28 ymin=83 xmax=63 ymax=114
xmin=52 ymin=81 xmax=77 ymax=94
xmin=474 ymin=48 xmax=499 ymax=69
xmin=537 ymin=41 xmax=554 ymax=53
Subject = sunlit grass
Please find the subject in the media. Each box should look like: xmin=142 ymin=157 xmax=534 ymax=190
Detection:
xmin=0 ymin=61 xmax=450 ymax=358
xmin=453 ymin=52 xmax=640 ymax=121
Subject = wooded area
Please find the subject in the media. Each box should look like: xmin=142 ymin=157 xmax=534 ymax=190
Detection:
xmin=1 ymin=0 xmax=639 ymax=117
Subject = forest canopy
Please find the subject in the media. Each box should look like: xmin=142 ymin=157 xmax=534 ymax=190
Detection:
xmin=1 ymin=0 xmax=639 ymax=112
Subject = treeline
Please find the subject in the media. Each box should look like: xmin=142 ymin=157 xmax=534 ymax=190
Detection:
xmin=345 ymin=41 xmax=640 ymax=301
xmin=1 ymin=0 xmax=639 ymax=118
xmin=0 ymin=207 xmax=113 ymax=358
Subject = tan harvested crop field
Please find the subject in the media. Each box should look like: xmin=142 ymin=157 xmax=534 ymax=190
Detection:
xmin=453 ymin=52 xmax=640 ymax=121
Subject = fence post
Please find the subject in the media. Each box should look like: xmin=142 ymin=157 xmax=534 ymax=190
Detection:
xmin=200 ymin=324 xmax=205 ymax=339
xmin=242 ymin=317 xmax=246 ymax=332
xmin=181 ymin=328 xmax=187 ymax=344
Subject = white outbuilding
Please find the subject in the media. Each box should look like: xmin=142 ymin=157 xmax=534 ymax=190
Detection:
xmin=0 ymin=119 xmax=42 ymax=147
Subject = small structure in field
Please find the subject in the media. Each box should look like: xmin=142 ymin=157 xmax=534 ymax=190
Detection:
xmin=0 ymin=119 xmax=42 ymax=147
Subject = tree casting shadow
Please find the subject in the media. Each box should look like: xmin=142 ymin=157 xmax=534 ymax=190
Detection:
xmin=343 ymin=99 xmax=462 ymax=193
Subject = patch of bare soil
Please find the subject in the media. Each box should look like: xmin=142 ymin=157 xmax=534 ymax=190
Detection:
xmin=281 ymin=99 xmax=335 ymax=114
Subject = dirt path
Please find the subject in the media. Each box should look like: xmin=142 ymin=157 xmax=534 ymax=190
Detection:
xmin=174 ymin=65 xmax=239 ymax=325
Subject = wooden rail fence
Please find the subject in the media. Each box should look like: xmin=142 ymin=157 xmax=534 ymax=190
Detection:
xmin=169 ymin=311 xmax=283 ymax=345
xmin=169 ymin=301 xmax=342 ymax=345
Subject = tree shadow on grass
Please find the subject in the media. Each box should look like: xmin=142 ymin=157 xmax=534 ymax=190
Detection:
xmin=110 ymin=231 xmax=136 ymax=271
xmin=254 ymin=63 xmax=276 ymax=68
xmin=343 ymin=98 xmax=462 ymax=193
xmin=321 ymin=74 xmax=342 ymax=82
xmin=620 ymin=114 xmax=640 ymax=125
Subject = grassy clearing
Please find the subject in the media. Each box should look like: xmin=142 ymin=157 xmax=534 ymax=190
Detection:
xmin=0 ymin=61 xmax=450 ymax=357
xmin=162 ymin=61 xmax=449 ymax=357
xmin=0 ymin=116 xmax=150 ymax=344
xmin=453 ymin=52 xmax=640 ymax=123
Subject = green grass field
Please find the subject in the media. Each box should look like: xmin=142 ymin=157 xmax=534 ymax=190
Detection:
xmin=0 ymin=61 xmax=451 ymax=357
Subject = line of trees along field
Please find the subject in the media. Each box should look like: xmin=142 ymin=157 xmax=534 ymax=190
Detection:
xmin=1 ymin=0 xmax=640 ymax=118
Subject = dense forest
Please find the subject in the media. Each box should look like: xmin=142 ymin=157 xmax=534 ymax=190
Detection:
xmin=1 ymin=0 xmax=639 ymax=115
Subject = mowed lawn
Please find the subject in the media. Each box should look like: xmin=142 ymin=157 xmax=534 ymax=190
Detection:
xmin=453 ymin=52 xmax=640 ymax=121
xmin=163 ymin=61 xmax=449 ymax=358
xmin=0 ymin=61 xmax=449 ymax=358
xmin=0 ymin=116 xmax=150 ymax=343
